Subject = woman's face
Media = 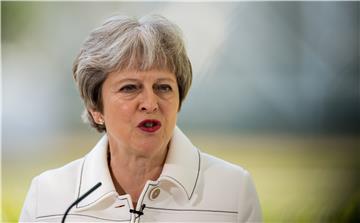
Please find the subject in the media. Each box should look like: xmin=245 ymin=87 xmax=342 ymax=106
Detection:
xmin=94 ymin=69 xmax=179 ymax=157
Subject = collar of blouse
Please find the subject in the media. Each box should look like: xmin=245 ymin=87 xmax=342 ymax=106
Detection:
xmin=73 ymin=126 xmax=200 ymax=211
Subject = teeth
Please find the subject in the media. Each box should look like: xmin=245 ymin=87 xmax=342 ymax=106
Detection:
xmin=144 ymin=122 xmax=154 ymax=128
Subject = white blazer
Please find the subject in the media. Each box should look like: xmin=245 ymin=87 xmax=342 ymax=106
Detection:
xmin=20 ymin=127 xmax=262 ymax=222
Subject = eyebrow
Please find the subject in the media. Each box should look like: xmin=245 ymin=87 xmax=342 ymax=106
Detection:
xmin=114 ymin=77 xmax=176 ymax=85
xmin=156 ymin=78 xmax=176 ymax=83
xmin=115 ymin=78 xmax=139 ymax=84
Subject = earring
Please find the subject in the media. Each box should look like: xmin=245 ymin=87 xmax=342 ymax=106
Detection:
xmin=98 ymin=118 xmax=104 ymax=125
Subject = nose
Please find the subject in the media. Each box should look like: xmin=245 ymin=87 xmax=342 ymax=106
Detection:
xmin=139 ymin=88 xmax=159 ymax=113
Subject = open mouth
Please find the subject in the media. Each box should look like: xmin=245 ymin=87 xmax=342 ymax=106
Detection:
xmin=138 ymin=119 xmax=161 ymax=132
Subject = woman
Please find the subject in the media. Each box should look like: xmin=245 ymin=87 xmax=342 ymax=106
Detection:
xmin=20 ymin=15 xmax=262 ymax=222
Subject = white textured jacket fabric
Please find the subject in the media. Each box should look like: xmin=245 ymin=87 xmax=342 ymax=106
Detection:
xmin=20 ymin=127 xmax=262 ymax=222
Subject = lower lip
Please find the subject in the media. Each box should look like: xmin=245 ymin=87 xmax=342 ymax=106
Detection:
xmin=139 ymin=125 xmax=161 ymax=133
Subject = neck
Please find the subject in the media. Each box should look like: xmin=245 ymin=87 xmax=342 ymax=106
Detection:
xmin=108 ymin=143 xmax=168 ymax=205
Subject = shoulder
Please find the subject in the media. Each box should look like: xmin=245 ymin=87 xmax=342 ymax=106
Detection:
xmin=196 ymin=149 xmax=254 ymax=199
xmin=197 ymin=150 xmax=262 ymax=221
xmin=35 ymin=157 xmax=84 ymax=201
xmin=36 ymin=157 xmax=84 ymax=187
xmin=20 ymin=158 xmax=85 ymax=221
xmin=199 ymin=150 xmax=250 ymax=180
xmin=28 ymin=158 xmax=84 ymax=217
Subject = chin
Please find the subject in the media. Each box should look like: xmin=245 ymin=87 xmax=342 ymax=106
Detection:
xmin=135 ymin=140 xmax=165 ymax=155
xmin=133 ymin=129 xmax=170 ymax=154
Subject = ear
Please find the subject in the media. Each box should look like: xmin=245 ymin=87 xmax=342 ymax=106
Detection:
xmin=89 ymin=109 xmax=104 ymax=125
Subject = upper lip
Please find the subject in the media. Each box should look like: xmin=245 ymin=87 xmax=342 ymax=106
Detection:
xmin=137 ymin=119 xmax=161 ymax=127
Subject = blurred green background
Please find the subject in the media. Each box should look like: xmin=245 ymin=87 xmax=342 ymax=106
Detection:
xmin=2 ymin=2 xmax=359 ymax=222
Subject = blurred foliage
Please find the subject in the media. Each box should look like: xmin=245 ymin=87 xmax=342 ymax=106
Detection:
xmin=1 ymin=2 xmax=37 ymax=43
xmin=327 ymin=190 xmax=360 ymax=223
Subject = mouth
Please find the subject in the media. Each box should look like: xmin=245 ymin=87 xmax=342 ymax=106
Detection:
xmin=138 ymin=119 xmax=161 ymax=133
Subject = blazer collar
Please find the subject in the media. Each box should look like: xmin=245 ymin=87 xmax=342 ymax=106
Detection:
xmin=75 ymin=135 xmax=117 ymax=210
xmin=74 ymin=126 xmax=200 ymax=210
xmin=159 ymin=126 xmax=200 ymax=200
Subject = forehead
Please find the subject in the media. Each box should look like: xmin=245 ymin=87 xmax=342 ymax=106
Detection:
xmin=107 ymin=69 xmax=177 ymax=83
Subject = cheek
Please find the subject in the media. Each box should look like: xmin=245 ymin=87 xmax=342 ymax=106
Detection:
xmin=118 ymin=102 xmax=134 ymax=114
xmin=163 ymin=100 xmax=179 ymax=121
xmin=105 ymin=99 xmax=136 ymax=121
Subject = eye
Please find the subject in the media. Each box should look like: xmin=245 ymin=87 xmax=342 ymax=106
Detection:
xmin=119 ymin=84 xmax=139 ymax=93
xmin=155 ymin=84 xmax=172 ymax=93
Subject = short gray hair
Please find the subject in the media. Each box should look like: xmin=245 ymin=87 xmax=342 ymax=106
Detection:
xmin=73 ymin=15 xmax=192 ymax=132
